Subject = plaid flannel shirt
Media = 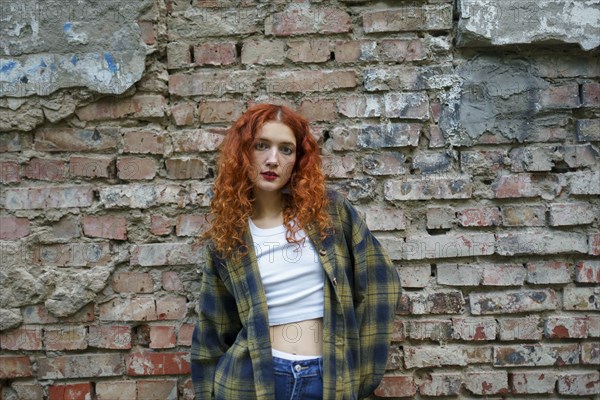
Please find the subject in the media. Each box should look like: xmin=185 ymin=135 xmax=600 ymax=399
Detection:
xmin=191 ymin=189 xmax=401 ymax=399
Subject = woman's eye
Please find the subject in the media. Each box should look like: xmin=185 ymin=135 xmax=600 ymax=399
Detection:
xmin=281 ymin=146 xmax=293 ymax=155
xmin=255 ymin=142 xmax=267 ymax=150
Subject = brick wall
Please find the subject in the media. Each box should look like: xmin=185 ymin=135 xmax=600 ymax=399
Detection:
xmin=1 ymin=0 xmax=599 ymax=399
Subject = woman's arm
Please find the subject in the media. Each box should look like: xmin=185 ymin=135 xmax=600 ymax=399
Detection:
xmin=191 ymin=246 xmax=242 ymax=398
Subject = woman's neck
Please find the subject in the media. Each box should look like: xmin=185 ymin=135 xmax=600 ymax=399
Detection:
xmin=252 ymin=191 xmax=284 ymax=220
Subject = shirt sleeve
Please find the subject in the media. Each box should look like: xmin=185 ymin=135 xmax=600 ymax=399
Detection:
xmin=191 ymin=245 xmax=243 ymax=399
xmin=338 ymin=195 xmax=401 ymax=398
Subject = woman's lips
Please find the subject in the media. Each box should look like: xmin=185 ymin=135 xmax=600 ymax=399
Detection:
xmin=261 ymin=172 xmax=278 ymax=181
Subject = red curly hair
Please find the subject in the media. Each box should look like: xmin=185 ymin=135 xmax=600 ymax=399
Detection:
xmin=201 ymin=103 xmax=333 ymax=261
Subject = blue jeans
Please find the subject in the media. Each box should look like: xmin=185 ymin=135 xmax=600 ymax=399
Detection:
xmin=272 ymin=356 xmax=323 ymax=400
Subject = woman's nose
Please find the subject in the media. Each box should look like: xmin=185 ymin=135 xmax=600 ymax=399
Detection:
xmin=265 ymin=148 xmax=279 ymax=165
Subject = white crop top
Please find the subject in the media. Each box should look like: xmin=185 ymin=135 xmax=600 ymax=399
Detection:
xmin=248 ymin=218 xmax=324 ymax=326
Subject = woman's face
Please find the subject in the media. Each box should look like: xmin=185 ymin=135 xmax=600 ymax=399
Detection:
xmin=249 ymin=121 xmax=297 ymax=196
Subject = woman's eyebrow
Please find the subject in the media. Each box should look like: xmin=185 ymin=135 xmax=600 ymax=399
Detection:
xmin=257 ymin=138 xmax=296 ymax=147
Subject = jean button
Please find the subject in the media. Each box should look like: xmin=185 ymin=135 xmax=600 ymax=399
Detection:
xmin=294 ymin=364 xmax=302 ymax=372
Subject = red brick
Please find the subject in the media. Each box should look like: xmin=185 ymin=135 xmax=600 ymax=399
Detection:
xmin=363 ymin=5 xmax=452 ymax=33
xmin=178 ymin=323 xmax=195 ymax=346
xmin=34 ymin=127 xmax=118 ymax=152
xmin=452 ymin=317 xmax=496 ymax=341
xmin=266 ymin=70 xmax=356 ymax=93
xmin=511 ymin=371 xmax=557 ymax=394
xmin=126 ymin=351 xmax=190 ymax=376
xmin=590 ymin=232 xmax=600 ymax=255
xmin=112 ymin=272 xmax=154 ymax=293
xmin=287 ymin=39 xmax=330 ymax=63
xmin=194 ymin=42 xmax=236 ymax=65
xmin=0 ymin=327 xmax=42 ymax=350
xmin=337 ymin=95 xmax=382 ymax=118
xmin=69 ymin=156 xmax=112 ymax=178
xmin=168 ymin=71 xmax=259 ymax=97
xmin=575 ymin=260 xmax=600 ymax=283
xmin=49 ymin=383 xmax=92 ymax=400
xmin=96 ymin=380 xmax=136 ymax=400
xmin=582 ymin=82 xmax=600 ymax=107
xmin=501 ymin=204 xmax=546 ymax=227
xmin=162 ymin=271 xmax=183 ymax=291
xmin=170 ymin=128 xmax=226 ymax=153
xmin=82 ymin=216 xmax=127 ymax=240
xmin=176 ymin=214 xmax=209 ymax=237
xmin=0 ymin=216 xmax=30 ymax=239
xmin=481 ymin=264 xmax=526 ymax=286
xmin=137 ymin=379 xmax=178 ymax=400
xmin=470 ymin=289 xmax=558 ymax=315
xmin=498 ymin=317 xmax=543 ymax=341
xmin=198 ymin=99 xmax=244 ymax=123
xmin=374 ymin=376 xmax=416 ymax=397
xmin=2 ymin=186 xmax=94 ymax=209
xmin=182 ymin=378 xmax=194 ymax=400
xmin=384 ymin=92 xmax=430 ymax=120
xmin=558 ymin=371 xmax=600 ymax=396
xmin=171 ymin=103 xmax=195 ymax=126
xmin=150 ymin=325 xmax=177 ymax=349
xmin=457 ymin=206 xmax=501 ymax=227
xmin=32 ymin=242 xmax=111 ymax=267
xmin=267 ymin=6 xmax=351 ymax=36
xmin=20 ymin=158 xmax=66 ymax=181
xmin=527 ymin=261 xmax=573 ymax=284
xmin=334 ymin=40 xmax=376 ymax=63
xmin=544 ymin=317 xmax=588 ymax=339
xmin=37 ymin=354 xmax=124 ymax=379
xmin=380 ymin=39 xmax=426 ymax=62
xmin=151 ymin=215 xmax=173 ymax=236
xmin=298 ymin=99 xmax=337 ymax=122
xmin=0 ymin=160 xmax=19 ymax=183
xmin=0 ymin=356 xmax=33 ymax=379
xmin=75 ymin=95 xmax=166 ymax=120
xmin=123 ymin=130 xmax=168 ymax=154
xmin=117 ymin=156 xmax=158 ymax=180
xmin=540 ymin=84 xmax=580 ymax=109
xmin=22 ymin=304 xmax=59 ymax=324
xmin=88 ymin=325 xmax=132 ymax=349
xmin=465 ymin=371 xmax=509 ymax=395
xmin=156 ymin=295 xmax=187 ymax=320
xmin=44 ymin=326 xmax=87 ymax=350
xmin=99 ymin=297 xmax=157 ymax=322
xmin=165 ymin=157 xmax=206 ymax=179
xmin=419 ymin=373 xmax=462 ymax=396
xmin=494 ymin=343 xmax=579 ymax=367
xmin=494 ymin=173 xmax=540 ymax=198
xmin=139 ymin=20 xmax=155 ymax=45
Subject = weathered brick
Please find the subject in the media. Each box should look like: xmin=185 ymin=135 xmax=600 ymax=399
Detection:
xmin=401 ymin=233 xmax=493 ymax=260
xmin=69 ymin=156 xmax=112 ymax=178
xmin=494 ymin=173 xmax=553 ymax=198
xmin=576 ymin=260 xmax=600 ymax=283
xmin=544 ymin=316 xmax=588 ymax=339
xmin=99 ymin=298 xmax=157 ymax=321
xmin=167 ymin=7 xmax=259 ymax=39
xmin=150 ymin=325 xmax=177 ymax=349
xmin=298 ymin=99 xmax=337 ymax=122
xmin=334 ymin=40 xmax=377 ymax=63
xmin=452 ymin=317 xmax=496 ymax=341
xmin=391 ymin=320 xmax=405 ymax=342
xmin=407 ymin=319 xmax=452 ymax=341
xmin=540 ymin=84 xmax=580 ymax=109
xmin=194 ymin=42 xmax=237 ymax=65
xmin=437 ymin=264 xmax=481 ymax=286
xmin=411 ymin=152 xmax=452 ymax=175
xmin=562 ymin=143 xmax=600 ymax=168
xmin=167 ymin=42 xmax=191 ymax=69
xmin=241 ymin=40 xmax=284 ymax=65
xmin=404 ymin=345 xmax=466 ymax=368
xmin=169 ymin=71 xmax=259 ymax=96
xmin=361 ymin=205 xmax=407 ymax=231
xmin=496 ymin=229 xmax=588 ymax=255
xmin=508 ymin=146 xmax=561 ymax=172
xmin=44 ymin=326 xmax=87 ymax=350
xmin=182 ymin=378 xmax=194 ymax=400
xmin=460 ymin=149 xmax=505 ymax=175
xmin=465 ymin=371 xmax=508 ymax=395
xmin=123 ymin=130 xmax=168 ymax=154
xmin=49 ymin=383 xmax=92 ymax=400
xmin=287 ymin=40 xmax=330 ymax=63
xmin=10 ymin=382 xmax=44 ymax=400
xmin=582 ymin=82 xmax=600 ymax=107
xmin=139 ymin=21 xmax=155 ymax=45
xmin=380 ymin=39 xmax=426 ymax=62
xmin=588 ymin=315 xmax=600 ymax=337
xmin=130 ymin=243 xmax=202 ymax=266
xmin=178 ymin=323 xmax=195 ymax=346
xmin=581 ymin=342 xmax=599 ymax=365
xmin=426 ymin=206 xmax=455 ymax=229
xmin=1 ymin=160 xmax=19 ymax=183
xmin=385 ymin=175 xmax=473 ymax=201
xmin=88 ymin=325 xmax=132 ymax=349
xmin=498 ymin=317 xmax=543 ymax=341
xmin=20 ymin=158 xmax=66 ymax=181
xmin=470 ymin=289 xmax=558 ymax=315
xmin=266 ymin=6 xmax=351 ymax=36
xmin=117 ymin=156 xmax=158 ymax=180
xmin=385 ymin=345 xmax=402 ymax=370
xmin=3 ymin=186 xmax=94 ymax=209
xmin=481 ymin=264 xmax=526 ymax=286
xmin=165 ymin=157 xmax=206 ymax=179
xmin=527 ymin=261 xmax=573 ymax=284
xmin=126 ymin=351 xmax=190 ymax=376
xmin=576 ymin=119 xmax=600 ymax=142
xmin=171 ymin=103 xmax=195 ymax=126
xmin=156 ymin=295 xmax=187 ymax=320
xmin=494 ymin=343 xmax=579 ymax=367
xmin=176 ymin=214 xmax=209 ymax=237
xmin=549 ymin=202 xmax=597 ymax=226
xmin=37 ymin=354 xmax=123 ymax=379
xmin=563 ymin=287 xmax=599 ymax=311
xmin=558 ymin=371 xmax=600 ymax=396
xmin=457 ymin=207 xmax=501 ymax=227
xmin=373 ymin=376 xmax=416 ymax=398
xmin=0 ymin=216 xmax=30 ymax=240
xmin=34 ymin=127 xmax=118 ymax=152
xmin=403 ymin=290 xmax=465 ymax=315
xmin=383 ymin=92 xmax=429 ymax=120
xmin=501 ymin=204 xmax=546 ymax=227
xmin=397 ymin=265 xmax=429 ymax=288
xmin=198 ymin=100 xmax=244 ymax=123
xmin=511 ymin=371 xmax=557 ymax=394
xmin=0 ymin=132 xmax=24 ymax=152
xmin=151 ymin=215 xmax=174 ymax=236
xmin=170 ymin=129 xmax=225 ymax=152
xmin=590 ymin=232 xmax=600 ymax=256
xmin=569 ymin=170 xmax=600 ymax=195
xmin=82 ymin=216 xmax=127 ymax=240
xmin=0 ymin=326 xmax=42 ymax=350
xmin=137 ymin=379 xmax=178 ymax=400
xmin=363 ymin=66 xmax=448 ymax=92
xmin=419 ymin=373 xmax=462 ymax=396
xmin=96 ymin=380 xmax=137 ymax=400
xmin=112 ymin=272 xmax=154 ymax=293
xmin=32 ymin=242 xmax=111 ymax=267
xmin=0 ymin=356 xmax=33 ymax=379
xmin=99 ymin=184 xmax=186 ymax=209
xmin=362 ymin=5 xmax=452 ymax=32
xmin=76 ymin=95 xmax=166 ymax=120
xmin=266 ymin=70 xmax=356 ymax=93
xmin=337 ymin=95 xmax=382 ymax=118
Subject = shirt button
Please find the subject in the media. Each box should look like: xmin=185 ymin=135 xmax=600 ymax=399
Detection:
xmin=319 ymin=248 xmax=327 ymax=256
xmin=294 ymin=364 xmax=302 ymax=372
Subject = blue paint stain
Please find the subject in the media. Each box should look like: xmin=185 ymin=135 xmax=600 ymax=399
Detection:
xmin=104 ymin=52 xmax=117 ymax=73
xmin=0 ymin=60 xmax=17 ymax=73
xmin=40 ymin=59 xmax=47 ymax=68
xmin=63 ymin=22 xmax=73 ymax=32
xmin=71 ymin=55 xmax=78 ymax=65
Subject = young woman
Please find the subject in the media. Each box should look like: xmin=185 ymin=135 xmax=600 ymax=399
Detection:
xmin=191 ymin=104 xmax=400 ymax=399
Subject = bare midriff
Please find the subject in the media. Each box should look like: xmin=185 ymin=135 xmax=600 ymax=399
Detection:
xmin=269 ymin=317 xmax=323 ymax=356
